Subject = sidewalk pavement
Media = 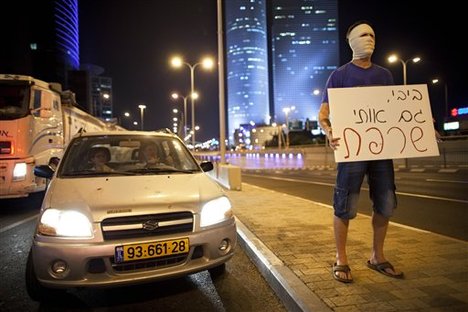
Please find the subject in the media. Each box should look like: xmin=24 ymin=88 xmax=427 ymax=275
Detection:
xmin=226 ymin=183 xmax=468 ymax=312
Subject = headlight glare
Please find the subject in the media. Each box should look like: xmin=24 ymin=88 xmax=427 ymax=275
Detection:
xmin=38 ymin=209 xmax=93 ymax=237
xmin=13 ymin=162 xmax=27 ymax=181
xmin=200 ymin=196 xmax=233 ymax=227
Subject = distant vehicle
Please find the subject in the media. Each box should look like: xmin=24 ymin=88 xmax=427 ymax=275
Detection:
xmin=26 ymin=130 xmax=237 ymax=301
xmin=0 ymin=74 xmax=124 ymax=199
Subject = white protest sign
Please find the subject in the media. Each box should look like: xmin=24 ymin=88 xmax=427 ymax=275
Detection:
xmin=328 ymin=84 xmax=439 ymax=162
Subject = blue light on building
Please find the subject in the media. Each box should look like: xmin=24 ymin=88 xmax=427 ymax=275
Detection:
xmin=55 ymin=0 xmax=80 ymax=70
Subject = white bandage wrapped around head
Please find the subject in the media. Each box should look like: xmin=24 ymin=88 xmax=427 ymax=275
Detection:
xmin=347 ymin=23 xmax=375 ymax=60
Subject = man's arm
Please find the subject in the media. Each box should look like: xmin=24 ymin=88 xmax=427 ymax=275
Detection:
xmin=318 ymin=102 xmax=332 ymax=135
xmin=319 ymin=102 xmax=340 ymax=149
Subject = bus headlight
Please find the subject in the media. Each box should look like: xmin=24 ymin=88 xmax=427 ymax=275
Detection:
xmin=13 ymin=162 xmax=27 ymax=181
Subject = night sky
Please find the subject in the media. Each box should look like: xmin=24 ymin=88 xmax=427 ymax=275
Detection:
xmin=78 ymin=0 xmax=464 ymax=141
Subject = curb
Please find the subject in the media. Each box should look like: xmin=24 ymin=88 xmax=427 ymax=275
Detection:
xmin=236 ymin=218 xmax=332 ymax=312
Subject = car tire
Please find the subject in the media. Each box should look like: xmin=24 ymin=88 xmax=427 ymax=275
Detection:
xmin=208 ymin=263 xmax=226 ymax=279
xmin=25 ymin=248 xmax=64 ymax=301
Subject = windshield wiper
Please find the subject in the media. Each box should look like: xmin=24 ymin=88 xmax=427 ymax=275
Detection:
xmin=62 ymin=170 xmax=134 ymax=176
xmin=128 ymin=167 xmax=197 ymax=174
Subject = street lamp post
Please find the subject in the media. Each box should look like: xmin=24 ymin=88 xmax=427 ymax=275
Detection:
xmin=122 ymin=112 xmax=130 ymax=129
xmin=171 ymin=56 xmax=214 ymax=148
xmin=388 ymin=55 xmax=420 ymax=168
xmin=282 ymin=106 xmax=295 ymax=149
xmin=432 ymin=78 xmax=449 ymax=120
xmin=387 ymin=54 xmax=421 ymax=85
xmin=138 ymin=104 xmax=146 ymax=130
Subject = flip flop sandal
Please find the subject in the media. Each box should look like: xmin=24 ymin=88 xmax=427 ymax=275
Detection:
xmin=332 ymin=262 xmax=353 ymax=283
xmin=367 ymin=260 xmax=404 ymax=279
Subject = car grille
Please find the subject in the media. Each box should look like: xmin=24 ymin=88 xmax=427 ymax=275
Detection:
xmin=111 ymin=254 xmax=188 ymax=272
xmin=101 ymin=212 xmax=194 ymax=240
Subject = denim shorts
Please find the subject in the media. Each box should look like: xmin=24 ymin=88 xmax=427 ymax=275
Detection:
xmin=333 ymin=160 xmax=397 ymax=219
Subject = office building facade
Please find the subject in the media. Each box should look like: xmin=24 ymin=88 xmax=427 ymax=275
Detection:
xmin=225 ymin=0 xmax=271 ymax=144
xmin=270 ymin=0 xmax=339 ymax=124
xmin=224 ymin=0 xmax=339 ymax=145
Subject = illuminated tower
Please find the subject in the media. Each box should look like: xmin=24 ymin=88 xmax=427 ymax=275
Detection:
xmin=1 ymin=0 xmax=80 ymax=87
xmin=270 ymin=0 xmax=339 ymax=125
xmin=225 ymin=0 xmax=271 ymax=143
xmin=224 ymin=0 xmax=339 ymax=143
xmin=55 ymin=0 xmax=80 ymax=72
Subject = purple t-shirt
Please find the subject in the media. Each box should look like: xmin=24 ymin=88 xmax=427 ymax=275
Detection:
xmin=322 ymin=62 xmax=394 ymax=103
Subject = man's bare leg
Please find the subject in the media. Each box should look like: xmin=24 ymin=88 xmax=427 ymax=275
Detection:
xmin=369 ymin=213 xmax=402 ymax=276
xmin=334 ymin=216 xmax=352 ymax=280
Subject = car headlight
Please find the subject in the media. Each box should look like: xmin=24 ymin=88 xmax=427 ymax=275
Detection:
xmin=200 ymin=196 xmax=233 ymax=227
xmin=38 ymin=209 xmax=93 ymax=238
xmin=13 ymin=162 xmax=27 ymax=181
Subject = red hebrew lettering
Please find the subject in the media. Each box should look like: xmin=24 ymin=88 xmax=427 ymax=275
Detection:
xmin=365 ymin=127 xmax=384 ymax=155
xmin=410 ymin=126 xmax=427 ymax=152
xmin=343 ymin=128 xmax=361 ymax=159
xmin=387 ymin=127 xmax=406 ymax=154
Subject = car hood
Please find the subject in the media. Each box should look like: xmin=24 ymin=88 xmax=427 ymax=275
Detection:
xmin=43 ymin=173 xmax=225 ymax=222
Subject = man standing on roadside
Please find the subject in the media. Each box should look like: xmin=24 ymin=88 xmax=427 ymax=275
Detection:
xmin=318 ymin=20 xmax=404 ymax=283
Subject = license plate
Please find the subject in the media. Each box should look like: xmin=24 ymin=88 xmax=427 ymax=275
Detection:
xmin=115 ymin=238 xmax=189 ymax=263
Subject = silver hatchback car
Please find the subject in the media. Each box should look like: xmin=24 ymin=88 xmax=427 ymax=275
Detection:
xmin=26 ymin=131 xmax=237 ymax=301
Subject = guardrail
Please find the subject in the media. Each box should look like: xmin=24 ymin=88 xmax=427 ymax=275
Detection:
xmin=194 ymin=136 xmax=468 ymax=170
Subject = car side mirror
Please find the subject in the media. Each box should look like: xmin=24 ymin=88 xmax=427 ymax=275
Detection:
xmin=200 ymin=161 xmax=214 ymax=172
xmin=49 ymin=157 xmax=60 ymax=168
xmin=34 ymin=165 xmax=55 ymax=179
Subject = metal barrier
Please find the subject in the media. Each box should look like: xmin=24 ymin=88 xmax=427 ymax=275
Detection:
xmin=194 ymin=136 xmax=468 ymax=170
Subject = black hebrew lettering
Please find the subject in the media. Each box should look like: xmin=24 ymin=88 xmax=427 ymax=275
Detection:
xmin=353 ymin=108 xmax=386 ymax=124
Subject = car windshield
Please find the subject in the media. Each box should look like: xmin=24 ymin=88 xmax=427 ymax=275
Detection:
xmin=0 ymin=84 xmax=30 ymax=120
xmin=58 ymin=134 xmax=202 ymax=177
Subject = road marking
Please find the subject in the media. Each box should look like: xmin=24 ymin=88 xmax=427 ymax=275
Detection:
xmin=426 ymin=178 xmax=468 ymax=184
xmin=0 ymin=214 xmax=38 ymax=234
xmin=244 ymin=173 xmax=468 ymax=204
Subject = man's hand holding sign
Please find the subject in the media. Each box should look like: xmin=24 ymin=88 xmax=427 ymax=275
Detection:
xmin=328 ymin=84 xmax=439 ymax=162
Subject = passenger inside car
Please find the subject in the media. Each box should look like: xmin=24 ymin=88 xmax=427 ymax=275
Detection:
xmin=139 ymin=142 xmax=174 ymax=167
xmin=88 ymin=147 xmax=114 ymax=172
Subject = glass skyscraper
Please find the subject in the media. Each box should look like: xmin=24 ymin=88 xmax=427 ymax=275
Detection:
xmin=270 ymin=0 xmax=338 ymax=124
xmin=225 ymin=0 xmax=270 ymax=143
xmin=224 ymin=0 xmax=339 ymax=144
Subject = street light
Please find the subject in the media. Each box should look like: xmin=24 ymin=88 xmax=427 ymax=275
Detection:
xmin=282 ymin=106 xmax=295 ymax=149
xmin=387 ymin=54 xmax=421 ymax=85
xmin=170 ymin=55 xmax=214 ymax=147
xmin=122 ymin=112 xmax=130 ymax=129
xmin=388 ymin=55 xmax=420 ymax=169
xmin=171 ymin=93 xmax=187 ymax=138
xmin=432 ymin=78 xmax=449 ymax=120
xmin=171 ymin=92 xmax=198 ymax=139
xmin=138 ymin=104 xmax=146 ymax=130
